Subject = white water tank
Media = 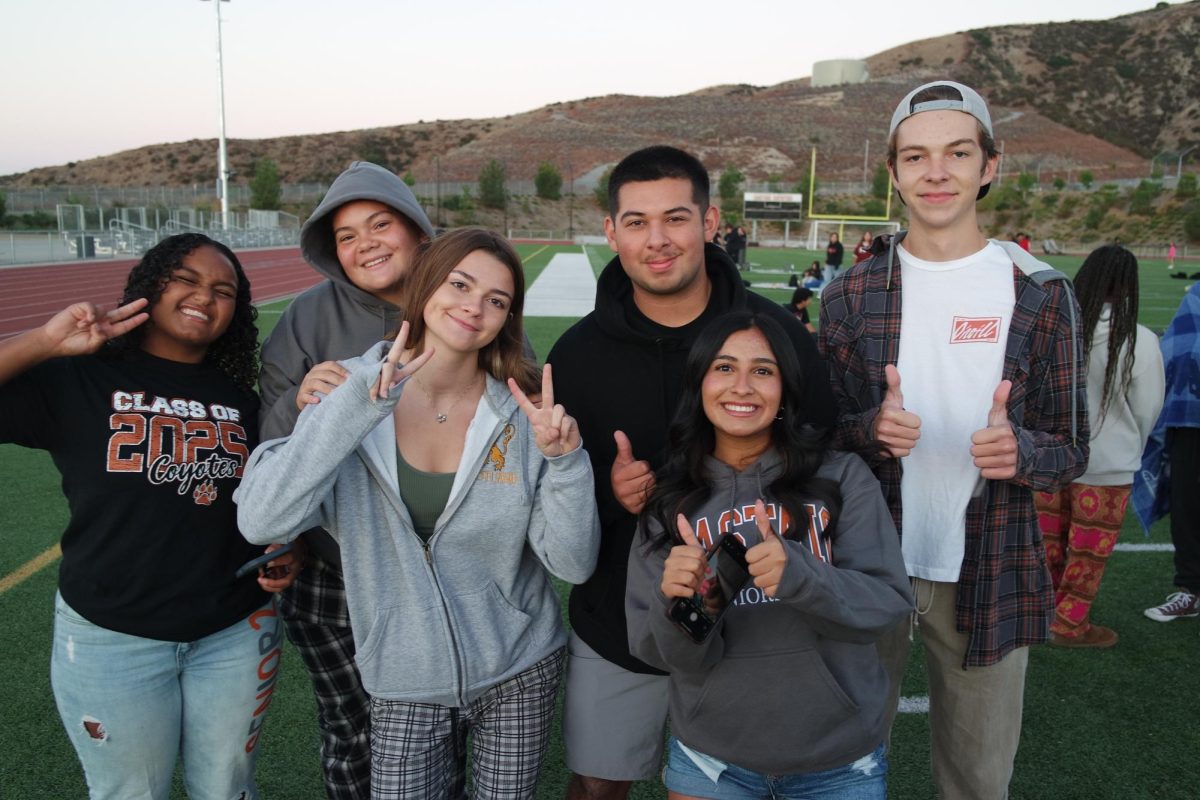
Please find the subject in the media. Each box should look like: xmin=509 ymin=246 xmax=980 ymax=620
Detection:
xmin=812 ymin=59 xmax=869 ymax=87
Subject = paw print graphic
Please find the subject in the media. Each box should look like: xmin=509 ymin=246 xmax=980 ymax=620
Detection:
xmin=193 ymin=480 xmax=218 ymax=506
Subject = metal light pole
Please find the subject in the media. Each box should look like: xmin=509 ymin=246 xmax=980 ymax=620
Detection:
xmin=862 ymin=139 xmax=869 ymax=194
xmin=202 ymin=0 xmax=231 ymax=230
xmin=566 ymin=156 xmax=574 ymax=240
xmin=1178 ymin=145 xmax=1197 ymax=179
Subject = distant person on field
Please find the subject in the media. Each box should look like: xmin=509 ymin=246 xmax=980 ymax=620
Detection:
xmin=818 ymin=80 xmax=1088 ymax=800
xmin=257 ymin=161 xmax=433 ymax=799
xmin=786 ymin=286 xmax=816 ymax=333
xmin=1034 ymin=245 xmax=1164 ymax=648
xmin=824 ymin=232 xmax=844 ymax=283
xmin=854 ymin=231 xmax=874 ymax=264
xmin=737 ymin=225 xmax=749 ymax=268
xmin=1135 ymin=281 xmax=1200 ymax=623
xmin=546 ymin=145 xmax=836 ymax=800
xmin=1167 ymin=241 xmax=1176 ymax=269
xmin=1018 ymin=231 xmax=1032 ymax=252
xmin=803 ymin=261 xmax=824 ymax=291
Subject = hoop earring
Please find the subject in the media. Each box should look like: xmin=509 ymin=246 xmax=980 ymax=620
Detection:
xmin=775 ymin=406 xmax=785 ymax=421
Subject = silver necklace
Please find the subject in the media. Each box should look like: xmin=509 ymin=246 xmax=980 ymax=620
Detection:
xmin=415 ymin=376 xmax=479 ymax=423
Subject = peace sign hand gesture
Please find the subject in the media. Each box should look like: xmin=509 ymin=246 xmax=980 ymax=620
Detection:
xmin=508 ymin=363 xmax=581 ymax=457
xmin=370 ymin=321 xmax=434 ymax=401
xmin=43 ymin=298 xmax=150 ymax=357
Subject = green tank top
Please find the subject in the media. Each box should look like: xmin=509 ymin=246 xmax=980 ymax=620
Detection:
xmin=395 ymin=445 xmax=455 ymax=543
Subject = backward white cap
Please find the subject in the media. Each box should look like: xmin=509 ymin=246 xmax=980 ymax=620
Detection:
xmin=889 ymin=81 xmax=994 ymax=139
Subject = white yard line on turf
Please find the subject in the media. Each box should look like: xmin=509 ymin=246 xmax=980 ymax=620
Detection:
xmin=524 ymin=253 xmax=597 ymax=317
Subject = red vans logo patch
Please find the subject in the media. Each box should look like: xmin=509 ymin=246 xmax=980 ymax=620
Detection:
xmin=950 ymin=317 xmax=1001 ymax=344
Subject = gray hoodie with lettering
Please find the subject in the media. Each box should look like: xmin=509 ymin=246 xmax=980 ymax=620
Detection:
xmin=625 ymin=448 xmax=912 ymax=775
xmin=236 ymin=343 xmax=600 ymax=704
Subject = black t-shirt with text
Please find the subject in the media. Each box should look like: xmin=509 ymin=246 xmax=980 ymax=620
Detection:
xmin=0 ymin=349 xmax=263 ymax=641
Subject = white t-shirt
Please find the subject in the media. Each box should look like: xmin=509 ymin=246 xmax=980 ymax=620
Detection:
xmin=896 ymin=241 xmax=1014 ymax=582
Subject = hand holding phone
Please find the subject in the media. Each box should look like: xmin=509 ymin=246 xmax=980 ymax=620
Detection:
xmin=666 ymin=528 xmax=752 ymax=644
xmin=235 ymin=542 xmax=296 ymax=580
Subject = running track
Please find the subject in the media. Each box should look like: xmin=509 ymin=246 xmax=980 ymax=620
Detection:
xmin=0 ymin=248 xmax=321 ymax=340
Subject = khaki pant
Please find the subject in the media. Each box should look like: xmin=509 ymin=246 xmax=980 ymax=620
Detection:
xmin=879 ymin=579 xmax=1029 ymax=800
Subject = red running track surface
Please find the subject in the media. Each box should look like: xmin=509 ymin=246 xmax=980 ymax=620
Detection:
xmin=0 ymin=247 xmax=321 ymax=340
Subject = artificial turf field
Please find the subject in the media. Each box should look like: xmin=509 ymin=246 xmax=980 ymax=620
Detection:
xmin=2 ymin=243 xmax=1197 ymax=798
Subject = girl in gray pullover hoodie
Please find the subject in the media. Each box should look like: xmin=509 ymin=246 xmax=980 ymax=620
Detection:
xmin=237 ymin=229 xmax=599 ymax=798
xmin=625 ymin=311 xmax=912 ymax=797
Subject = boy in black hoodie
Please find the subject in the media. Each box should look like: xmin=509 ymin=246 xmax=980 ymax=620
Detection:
xmin=547 ymin=146 xmax=836 ymax=800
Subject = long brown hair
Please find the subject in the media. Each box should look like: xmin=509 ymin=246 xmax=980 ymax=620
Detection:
xmin=399 ymin=227 xmax=540 ymax=393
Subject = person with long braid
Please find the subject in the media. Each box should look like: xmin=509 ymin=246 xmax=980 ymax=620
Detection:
xmin=1035 ymin=245 xmax=1164 ymax=647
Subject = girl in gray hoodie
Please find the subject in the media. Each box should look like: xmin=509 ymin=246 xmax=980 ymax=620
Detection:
xmin=237 ymin=228 xmax=599 ymax=799
xmin=625 ymin=311 xmax=912 ymax=799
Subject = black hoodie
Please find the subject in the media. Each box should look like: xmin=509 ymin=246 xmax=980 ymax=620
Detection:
xmin=547 ymin=243 xmax=837 ymax=672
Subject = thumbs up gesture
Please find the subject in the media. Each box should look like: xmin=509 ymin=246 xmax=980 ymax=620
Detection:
xmin=611 ymin=430 xmax=655 ymax=514
xmin=970 ymin=380 xmax=1017 ymax=480
xmin=746 ymin=499 xmax=788 ymax=598
xmin=874 ymin=365 xmax=922 ymax=458
xmin=661 ymin=514 xmax=707 ymax=600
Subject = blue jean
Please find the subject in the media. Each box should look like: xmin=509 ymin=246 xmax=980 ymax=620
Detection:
xmin=50 ymin=592 xmax=282 ymax=800
xmin=663 ymin=737 xmax=886 ymax=800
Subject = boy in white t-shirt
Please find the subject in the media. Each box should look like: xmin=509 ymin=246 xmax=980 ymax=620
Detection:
xmin=818 ymin=81 xmax=1089 ymax=800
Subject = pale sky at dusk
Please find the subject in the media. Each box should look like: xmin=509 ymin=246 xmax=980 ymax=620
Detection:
xmin=0 ymin=0 xmax=1172 ymax=177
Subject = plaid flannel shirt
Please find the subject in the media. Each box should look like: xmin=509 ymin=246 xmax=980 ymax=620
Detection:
xmin=818 ymin=238 xmax=1089 ymax=667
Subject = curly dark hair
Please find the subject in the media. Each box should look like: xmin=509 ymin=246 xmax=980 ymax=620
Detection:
xmin=1073 ymin=244 xmax=1140 ymax=426
xmin=642 ymin=311 xmax=845 ymax=552
xmin=110 ymin=233 xmax=259 ymax=393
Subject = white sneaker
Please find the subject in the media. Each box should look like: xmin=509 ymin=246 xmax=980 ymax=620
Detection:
xmin=1144 ymin=591 xmax=1200 ymax=622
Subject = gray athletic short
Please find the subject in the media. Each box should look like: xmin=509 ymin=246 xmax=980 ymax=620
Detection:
xmin=562 ymin=631 xmax=670 ymax=781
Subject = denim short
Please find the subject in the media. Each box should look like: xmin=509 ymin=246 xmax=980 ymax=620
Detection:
xmin=663 ymin=737 xmax=887 ymax=800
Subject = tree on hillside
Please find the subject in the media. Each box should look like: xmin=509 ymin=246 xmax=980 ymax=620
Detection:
xmin=249 ymin=158 xmax=281 ymax=210
xmin=479 ymin=159 xmax=507 ymax=209
xmin=1079 ymin=170 xmax=1095 ymax=190
xmin=535 ymin=162 xmax=563 ymax=200
xmin=403 ymin=171 xmax=416 ymax=187
xmin=0 ymin=191 xmax=6 ymax=223
xmin=718 ymin=168 xmax=744 ymax=207
xmin=594 ymin=167 xmax=613 ymax=210
xmin=872 ymin=163 xmax=891 ymax=199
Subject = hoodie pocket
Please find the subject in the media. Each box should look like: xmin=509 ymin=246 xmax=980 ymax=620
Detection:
xmin=453 ymin=582 xmax=550 ymax=691
xmin=680 ymin=647 xmax=866 ymax=770
xmin=355 ymin=601 xmax=447 ymax=696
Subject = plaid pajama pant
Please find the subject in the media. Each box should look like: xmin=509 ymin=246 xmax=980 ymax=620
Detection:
xmin=280 ymin=557 xmax=372 ymax=800
xmin=369 ymin=648 xmax=565 ymax=800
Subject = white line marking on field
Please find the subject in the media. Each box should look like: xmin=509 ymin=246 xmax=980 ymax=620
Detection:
xmin=898 ymin=696 xmax=929 ymax=714
xmin=1114 ymin=543 xmax=1175 ymax=552
xmin=522 ymin=245 xmax=550 ymax=263
xmin=524 ymin=253 xmax=596 ymax=317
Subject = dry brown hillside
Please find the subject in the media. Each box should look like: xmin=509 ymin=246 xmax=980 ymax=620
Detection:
xmin=4 ymin=1 xmax=1195 ymax=189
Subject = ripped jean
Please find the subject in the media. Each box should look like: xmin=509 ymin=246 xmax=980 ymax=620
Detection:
xmin=50 ymin=592 xmax=281 ymax=800
xmin=663 ymin=737 xmax=886 ymax=800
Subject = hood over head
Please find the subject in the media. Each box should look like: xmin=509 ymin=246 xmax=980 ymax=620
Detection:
xmin=300 ymin=161 xmax=435 ymax=286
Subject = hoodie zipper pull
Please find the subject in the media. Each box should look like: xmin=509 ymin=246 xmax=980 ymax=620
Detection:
xmin=422 ymin=541 xmax=432 ymax=564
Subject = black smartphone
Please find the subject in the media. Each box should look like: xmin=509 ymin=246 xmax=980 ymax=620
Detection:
xmin=667 ymin=533 xmax=752 ymax=643
xmin=235 ymin=542 xmax=296 ymax=580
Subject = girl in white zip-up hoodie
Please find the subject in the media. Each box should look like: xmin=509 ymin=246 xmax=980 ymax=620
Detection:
xmin=1035 ymin=245 xmax=1164 ymax=648
xmin=236 ymin=228 xmax=599 ymax=799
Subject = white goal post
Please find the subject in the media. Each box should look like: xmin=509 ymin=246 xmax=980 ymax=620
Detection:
xmin=806 ymin=219 xmax=900 ymax=251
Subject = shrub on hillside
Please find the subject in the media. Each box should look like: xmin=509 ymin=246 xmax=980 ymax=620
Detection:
xmin=1128 ymin=180 xmax=1161 ymax=216
xmin=535 ymin=162 xmax=562 ymax=200
xmin=1177 ymin=173 xmax=1197 ymax=199
xmin=478 ymin=160 xmax=507 ymax=209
